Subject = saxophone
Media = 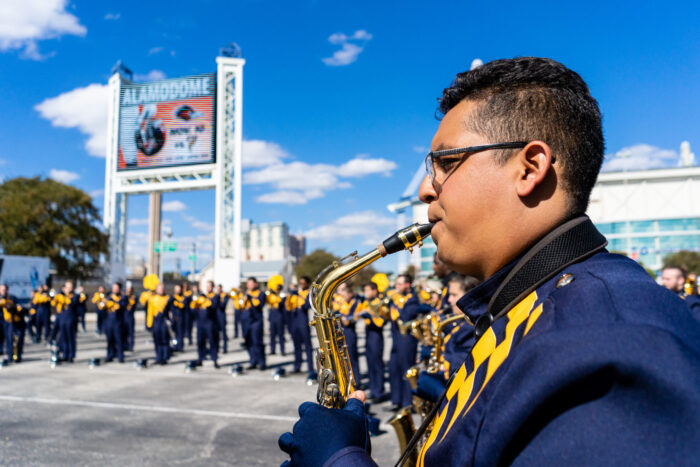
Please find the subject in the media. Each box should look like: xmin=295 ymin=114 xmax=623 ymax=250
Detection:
xmin=310 ymin=223 xmax=433 ymax=409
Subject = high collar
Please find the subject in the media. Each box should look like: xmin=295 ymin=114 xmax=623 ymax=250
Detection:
xmin=456 ymin=257 xmax=519 ymax=323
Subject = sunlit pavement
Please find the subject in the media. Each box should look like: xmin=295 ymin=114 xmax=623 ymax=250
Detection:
xmin=0 ymin=314 xmax=403 ymax=466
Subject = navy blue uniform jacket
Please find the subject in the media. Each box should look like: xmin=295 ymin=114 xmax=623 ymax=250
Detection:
xmin=328 ymin=252 xmax=700 ymax=466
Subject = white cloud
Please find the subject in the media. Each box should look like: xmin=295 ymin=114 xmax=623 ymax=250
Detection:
xmin=256 ymin=190 xmax=323 ymax=205
xmin=162 ymin=200 xmax=186 ymax=212
xmin=104 ymin=13 xmax=120 ymax=21
xmin=338 ymin=156 xmax=397 ymax=177
xmin=181 ymin=213 xmax=214 ymax=231
xmin=242 ymin=139 xmax=290 ymax=168
xmin=305 ymin=210 xmax=396 ymax=246
xmin=49 ymin=168 xmax=79 ymax=184
xmin=90 ymin=189 xmax=104 ymax=198
xmin=0 ymin=158 xmax=6 ymax=166
xmin=133 ymin=69 xmax=166 ymax=82
xmin=602 ymin=144 xmax=679 ymax=172
xmin=323 ymin=43 xmax=363 ymax=67
xmin=0 ymin=0 xmax=86 ymax=59
xmin=243 ymin=140 xmax=397 ymax=205
xmin=35 ymin=83 xmax=109 ymax=157
xmin=148 ymin=46 xmax=163 ymax=55
xmin=322 ymin=29 xmax=372 ymax=67
xmin=470 ymin=58 xmax=483 ymax=70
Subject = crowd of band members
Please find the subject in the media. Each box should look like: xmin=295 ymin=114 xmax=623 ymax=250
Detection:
xmin=1 ymin=258 xmax=698 ymax=408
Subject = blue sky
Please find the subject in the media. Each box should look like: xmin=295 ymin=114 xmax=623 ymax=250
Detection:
xmin=0 ymin=0 xmax=698 ymax=273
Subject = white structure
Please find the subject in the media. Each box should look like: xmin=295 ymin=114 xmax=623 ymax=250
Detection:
xmin=588 ymin=161 xmax=700 ymax=270
xmin=239 ymin=220 xmax=306 ymax=285
xmin=391 ymin=142 xmax=700 ymax=275
xmin=104 ymin=56 xmax=245 ymax=289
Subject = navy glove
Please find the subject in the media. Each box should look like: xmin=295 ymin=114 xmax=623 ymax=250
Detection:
xmin=414 ymin=371 xmax=447 ymax=403
xmin=279 ymin=398 xmax=371 ymax=467
xmin=361 ymin=312 xmax=372 ymax=320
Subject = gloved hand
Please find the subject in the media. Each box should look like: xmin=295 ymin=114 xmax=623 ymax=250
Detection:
xmin=361 ymin=312 xmax=372 ymax=320
xmin=414 ymin=371 xmax=447 ymax=403
xmin=279 ymin=393 xmax=371 ymax=467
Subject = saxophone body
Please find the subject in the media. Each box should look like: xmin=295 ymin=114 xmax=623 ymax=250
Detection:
xmin=310 ymin=223 xmax=433 ymax=409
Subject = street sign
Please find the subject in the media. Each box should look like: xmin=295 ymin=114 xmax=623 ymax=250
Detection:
xmin=188 ymin=254 xmax=197 ymax=261
xmin=154 ymin=241 xmax=177 ymax=253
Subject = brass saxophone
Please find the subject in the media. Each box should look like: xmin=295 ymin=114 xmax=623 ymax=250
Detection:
xmin=310 ymin=223 xmax=433 ymax=409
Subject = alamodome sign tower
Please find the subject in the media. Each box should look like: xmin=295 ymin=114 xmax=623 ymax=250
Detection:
xmin=103 ymin=46 xmax=244 ymax=289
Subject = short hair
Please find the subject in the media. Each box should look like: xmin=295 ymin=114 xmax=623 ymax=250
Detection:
xmin=397 ymin=274 xmax=413 ymax=284
xmin=439 ymin=57 xmax=604 ymax=215
xmin=449 ymin=274 xmax=481 ymax=294
xmin=112 ymin=282 xmax=122 ymax=290
xmin=363 ymin=282 xmax=378 ymax=291
xmin=247 ymin=277 xmax=258 ymax=283
xmin=300 ymin=276 xmax=311 ymax=283
xmin=663 ymin=265 xmax=687 ymax=280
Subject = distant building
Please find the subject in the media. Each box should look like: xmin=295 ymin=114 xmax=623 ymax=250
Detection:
xmin=390 ymin=142 xmax=699 ymax=275
xmin=126 ymin=254 xmax=146 ymax=278
xmin=239 ymin=220 xmax=306 ymax=285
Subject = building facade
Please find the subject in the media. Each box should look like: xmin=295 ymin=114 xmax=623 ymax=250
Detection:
xmin=239 ymin=220 xmax=306 ymax=285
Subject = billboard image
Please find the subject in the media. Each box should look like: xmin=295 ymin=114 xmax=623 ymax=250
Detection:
xmin=117 ymin=73 xmax=216 ymax=171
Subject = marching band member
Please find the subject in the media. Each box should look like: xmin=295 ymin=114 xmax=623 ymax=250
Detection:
xmin=146 ymin=283 xmax=172 ymax=364
xmin=184 ymin=283 xmax=198 ymax=345
xmin=387 ymin=274 xmax=420 ymax=411
xmin=240 ymin=277 xmax=266 ymax=370
xmin=0 ymin=284 xmax=25 ymax=362
xmin=266 ymin=276 xmax=286 ymax=356
xmin=104 ymin=282 xmax=127 ymax=363
xmin=661 ymin=265 xmax=700 ymax=315
xmin=190 ymin=281 xmax=220 ymax=368
xmin=215 ymin=284 xmax=229 ymax=354
xmin=358 ymin=281 xmax=387 ymax=402
xmin=279 ymin=57 xmax=700 ymax=466
xmin=336 ymin=282 xmax=362 ymax=385
xmin=75 ymin=286 xmax=88 ymax=333
xmin=91 ymin=285 xmax=107 ymax=335
xmin=230 ymin=284 xmax=242 ymax=339
xmin=287 ymin=277 xmax=315 ymax=379
xmin=170 ymin=284 xmax=187 ymax=352
xmin=33 ymin=284 xmax=53 ymax=342
xmin=123 ymin=285 xmax=137 ymax=351
xmin=53 ymin=281 xmax=80 ymax=363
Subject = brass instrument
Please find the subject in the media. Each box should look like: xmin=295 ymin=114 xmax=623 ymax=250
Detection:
xmin=388 ymin=407 xmax=418 ymax=467
xmin=427 ymin=314 xmax=466 ymax=374
xmin=310 ymin=223 xmax=432 ymax=408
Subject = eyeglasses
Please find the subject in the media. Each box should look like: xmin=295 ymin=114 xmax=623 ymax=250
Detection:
xmin=424 ymin=142 xmax=528 ymax=191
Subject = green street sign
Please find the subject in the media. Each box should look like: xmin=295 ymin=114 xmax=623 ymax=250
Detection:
xmin=166 ymin=241 xmax=177 ymax=252
xmin=154 ymin=241 xmax=176 ymax=252
xmin=154 ymin=241 xmax=162 ymax=253
xmin=188 ymin=254 xmax=197 ymax=261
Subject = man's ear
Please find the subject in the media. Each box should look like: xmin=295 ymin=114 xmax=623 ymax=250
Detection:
xmin=514 ymin=141 xmax=554 ymax=197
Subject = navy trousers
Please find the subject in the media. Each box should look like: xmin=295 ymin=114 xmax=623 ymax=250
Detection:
xmin=233 ymin=308 xmax=241 ymax=338
xmin=269 ymin=309 xmax=285 ymax=354
xmin=242 ymin=313 xmax=265 ymax=367
xmin=389 ymin=331 xmax=417 ymax=407
xmin=5 ymin=322 xmax=26 ymax=360
xmin=59 ymin=315 xmax=76 ymax=361
xmin=342 ymin=325 xmax=361 ymax=384
xmin=123 ymin=310 xmax=135 ymax=351
xmin=104 ymin=317 xmax=124 ymax=362
xmin=36 ymin=308 xmax=51 ymax=341
xmin=289 ymin=311 xmax=315 ymax=375
xmin=196 ymin=318 xmax=218 ymax=363
xmin=365 ymin=327 xmax=386 ymax=398
xmin=153 ymin=315 xmax=170 ymax=363
xmin=217 ymin=311 xmax=228 ymax=353
xmin=185 ymin=309 xmax=195 ymax=344
xmin=96 ymin=308 xmax=105 ymax=334
xmin=172 ymin=309 xmax=185 ymax=351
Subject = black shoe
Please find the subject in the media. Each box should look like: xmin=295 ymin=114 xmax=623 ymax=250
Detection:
xmin=383 ymin=405 xmax=401 ymax=413
xmin=118 ymin=359 xmax=125 ymax=363
xmin=259 ymin=365 xmax=267 ymax=371
xmin=246 ymin=364 xmax=258 ymax=370
xmin=214 ymin=362 xmax=220 ymax=369
xmin=105 ymin=358 xmax=113 ymax=363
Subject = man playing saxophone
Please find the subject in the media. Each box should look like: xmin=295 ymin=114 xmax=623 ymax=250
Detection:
xmin=0 ymin=284 xmax=25 ymax=363
xmin=279 ymin=57 xmax=700 ymax=466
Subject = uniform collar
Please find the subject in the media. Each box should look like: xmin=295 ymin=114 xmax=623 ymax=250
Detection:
xmin=456 ymin=257 xmax=519 ymax=323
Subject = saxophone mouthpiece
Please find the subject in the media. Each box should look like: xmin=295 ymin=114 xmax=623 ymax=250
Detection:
xmin=379 ymin=223 xmax=434 ymax=256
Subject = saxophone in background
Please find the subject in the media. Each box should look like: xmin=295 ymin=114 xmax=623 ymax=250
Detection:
xmin=310 ymin=223 xmax=433 ymax=409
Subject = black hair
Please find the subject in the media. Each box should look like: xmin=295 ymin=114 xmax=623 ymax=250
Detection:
xmin=300 ymin=276 xmax=311 ymax=283
xmin=663 ymin=265 xmax=687 ymax=280
xmin=247 ymin=277 xmax=258 ymax=283
xmin=397 ymin=273 xmax=413 ymax=284
xmin=113 ymin=282 xmax=122 ymax=290
xmin=439 ymin=57 xmax=604 ymax=214
xmin=363 ymin=282 xmax=378 ymax=291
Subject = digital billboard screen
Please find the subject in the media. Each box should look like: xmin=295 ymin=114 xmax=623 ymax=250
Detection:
xmin=117 ymin=73 xmax=216 ymax=171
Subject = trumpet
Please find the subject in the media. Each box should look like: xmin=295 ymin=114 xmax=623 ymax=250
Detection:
xmin=310 ymin=223 xmax=433 ymax=408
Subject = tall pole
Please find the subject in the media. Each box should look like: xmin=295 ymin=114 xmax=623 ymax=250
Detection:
xmin=148 ymin=192 xmax=162 ymax=278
